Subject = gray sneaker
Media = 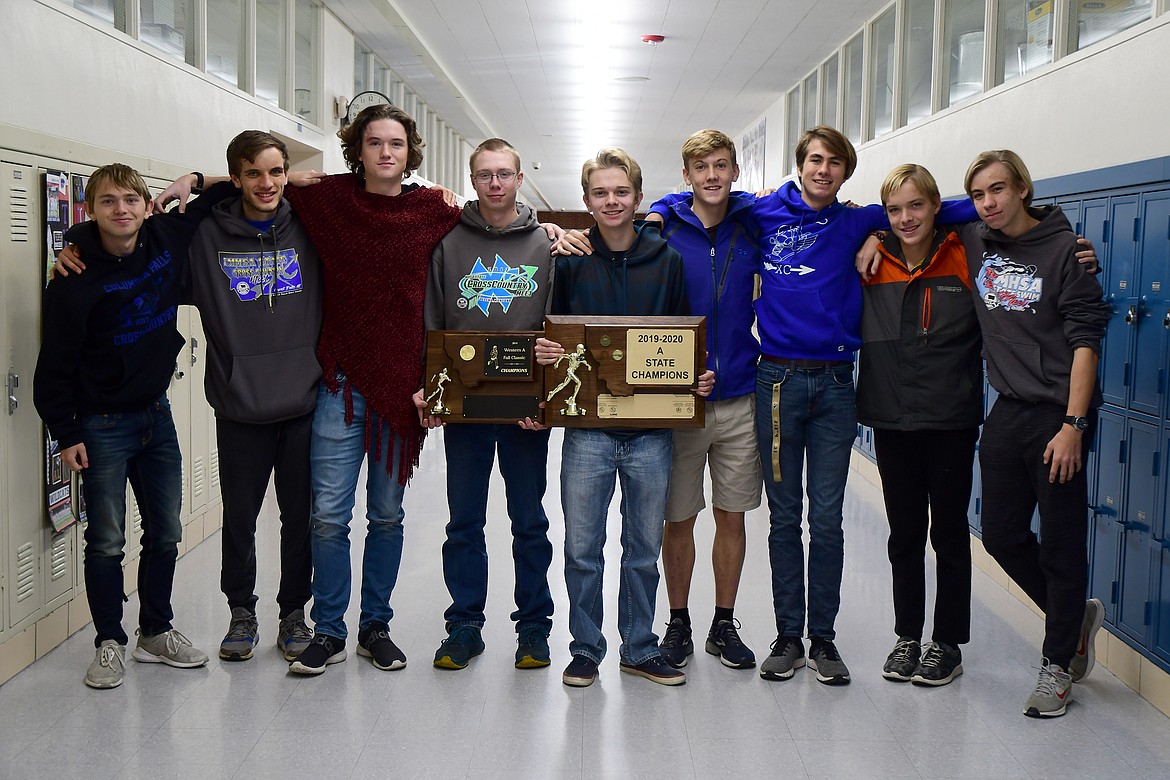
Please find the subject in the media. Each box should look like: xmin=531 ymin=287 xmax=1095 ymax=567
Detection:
xmin=220 ymin=607 xmax=259 ymax=661
xmin=808 ymin=638 xmax=851 ymax=685
xmin=760 ymin=635 xmax=805 ymax=681
xmin=277 ymin=609 xmax=313 ymax=661
xmin=1069 ymin=598 xmax=1104 ymax=683
xmin=1024 ymin=659 xmax=1072 ymax=718
xmin=133 ymin=628 xmax=209 ymax=668
xmin=85 ymin=640 xmax=126 ymax=689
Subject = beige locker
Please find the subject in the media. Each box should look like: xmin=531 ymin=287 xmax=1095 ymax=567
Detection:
xmin=2 ymin=156 xmax=47 ymax=631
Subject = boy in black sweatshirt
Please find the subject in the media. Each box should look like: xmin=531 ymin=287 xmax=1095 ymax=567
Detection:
xmin=34 ymin=164 xmax=214 ymax=689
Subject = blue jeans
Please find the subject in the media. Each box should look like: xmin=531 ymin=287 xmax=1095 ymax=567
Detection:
xmin=561 ymin=428 xmax=672 ymax=665
xmin=756 ymin=360 xmax=857 ymax=640
xmin=80 ymin=396 xmax=183 ymax=647
xmin=309 ymin=378 xmax=406 ymax=640
xmin=442 ymin=423 xmax=553 ymax=631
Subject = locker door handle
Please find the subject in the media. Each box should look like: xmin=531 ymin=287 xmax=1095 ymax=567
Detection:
xmin=6 ymin=370 xmax=18 ymax=415
xmin=173 ymin=361 xmax=185 ymax=381
xmin=190 ymin=336 xmax=199 ymax=366
xmin=1124 ymin=305 xmax=1137 ymax=325
xmin=1163 ymin=311 xmax=1169 ymax=330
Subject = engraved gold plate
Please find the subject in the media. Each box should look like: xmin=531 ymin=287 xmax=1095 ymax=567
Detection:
xmin=459 ymin=344 xmax=476 ymax=361
xmin=625 ymin=329 xmax=696 ymax=385
xmin=595 ymin=393 xmax=696 ymax=419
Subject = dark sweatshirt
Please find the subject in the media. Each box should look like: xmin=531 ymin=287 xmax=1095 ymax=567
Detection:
xmin=186 ymin=196 xmax=324 ymax=424
xmin=34 ymin=189 xmax=227 ymax=449
xmin=424 ymin=201 xmax=553 ymax=332
xmin=956 ymin=205 xmax=1109 ymax=407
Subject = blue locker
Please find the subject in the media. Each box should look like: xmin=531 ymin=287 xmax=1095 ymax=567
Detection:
xmin=1090 ymin=409 xmax=1125 ymax=625
xmin=968 ymin=440 xmax=982 ymax=536
xmin=1099 ymin=196 xmax=1139 ymax=410
xmin=1132 ymin=191 xmax=1170 ymax=419
xmin=1116 ymin=417 xmax=1159 ymax=645
xmin=1152 ymin=426 xmax=1170 ymax=664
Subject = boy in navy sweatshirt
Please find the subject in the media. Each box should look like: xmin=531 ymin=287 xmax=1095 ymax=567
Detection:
xmin=535 ymin=148 xmax=713 ymax=688
xmin=34 ymin=164 xmax=212 ymax=689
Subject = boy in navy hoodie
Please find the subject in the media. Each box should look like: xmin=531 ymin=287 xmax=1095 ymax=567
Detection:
xmin=534 ymin=148 xmax=713 ymax=688
xmin=34 ymin=164 xmax=213 ymax=689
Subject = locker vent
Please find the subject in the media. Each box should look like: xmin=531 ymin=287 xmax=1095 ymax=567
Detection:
xmin=211 ymin=449 xmax=220 ymax=489
xmin=132 ymin=497 xmax=143 ymax=536
xmin=50 ymin=534 xmax=69 ymax=581
xmin=9 ymin=183 xmax=29 ymax=242
xmin=15 ymin=541 xmax=35 ymax=602
xmin=193 ymin=456 xmax=205 ymax=499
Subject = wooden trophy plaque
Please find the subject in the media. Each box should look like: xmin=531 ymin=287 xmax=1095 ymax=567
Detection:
xmin=542 ymin=315 xmax=706 ymax=428
xmin=423 ymin=330 xmax=544 ymax=423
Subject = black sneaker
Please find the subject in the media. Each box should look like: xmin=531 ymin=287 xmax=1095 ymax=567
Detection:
xmin=912 ymin=641 xmax=963 ymax=687
xmin=357 ymin=622 xmax=407 ymax=671
xmin=515 ymin=625 xmax=551 ymax=669
xmin=562 ymin=655 xmax=599 ymax=687
xmin=619 ymin=655 xmax=687 ymax=686
xmin=659 ymin=617 xmax=694 ymax=668
xmin=705 ymin=619 xmax=756 ymax=669
xmin=807 ymin=638 xmax=851 ymax=686
xmin=288 ymin=633 xmax=346 ymax=675
xmin=882 ymin=637 xmax=921 ymax=682
xmin=433 ymin=624 xmax=485 ymax=670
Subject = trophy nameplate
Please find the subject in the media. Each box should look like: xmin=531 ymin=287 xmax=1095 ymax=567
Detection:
xmin=543 ymin=315 xmax=706 ymax=428
xmin=425 ymin=331 xmax=543 ymax=423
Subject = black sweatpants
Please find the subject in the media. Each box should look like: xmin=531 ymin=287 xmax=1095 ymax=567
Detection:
xmin=978 ymin=398 xmax=1091 ymax=668
xmin=874 ymin=427 xmax=978 ymax=646
xmin=217 ymin=412 xmax=313 ymax=618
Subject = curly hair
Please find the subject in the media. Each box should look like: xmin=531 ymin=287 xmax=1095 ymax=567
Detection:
xmin=337 ymin=104 xmax=425 ymax=177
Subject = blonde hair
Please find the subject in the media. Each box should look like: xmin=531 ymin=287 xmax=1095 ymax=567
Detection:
xmin=681 ymin=129 xmax=737 ymax=167
xmin=964 ymin=149 xmax=1035 ymax=207
xmin=85 ymin=163 xmax=151 ymax=211
xmin=880 ymin=164 xmax=941 ymax=206
xmin=581 ymin=148 xmax=643 ymax=195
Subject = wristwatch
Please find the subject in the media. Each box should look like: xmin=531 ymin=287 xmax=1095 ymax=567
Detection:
xmin=1064 ymin=415 xmax=1089 ymax=431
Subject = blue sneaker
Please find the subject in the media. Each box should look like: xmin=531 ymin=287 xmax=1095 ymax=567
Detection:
xmin=619 ymin=655 xmax=686 ymax=686
xmin=515 ymin=626 xmax=551 ymax=669
xmin=433 ymin=624 xmax=485 ymax=670
xmin=562 ymin=655 xmax=598 ymax=687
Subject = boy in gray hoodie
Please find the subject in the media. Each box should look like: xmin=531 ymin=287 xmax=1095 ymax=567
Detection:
xmin=959 ymin=150 xmax=1108 ymax=719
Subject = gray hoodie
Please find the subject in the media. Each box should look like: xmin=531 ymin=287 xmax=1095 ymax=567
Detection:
xmin=186 ymin=196 xmax=324 ymax=423
xmin=424 ymin=201 xmax=554 ymax=333
xmin=957 ymin=205 xmax=1108 ymax=407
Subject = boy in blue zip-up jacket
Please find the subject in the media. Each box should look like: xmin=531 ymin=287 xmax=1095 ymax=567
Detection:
xmin=641 ymin=130 xmax=763 ymax=671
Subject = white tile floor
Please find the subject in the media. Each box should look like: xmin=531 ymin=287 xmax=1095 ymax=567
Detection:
xmin=3 ymin=428 xmax=1170 ymax=779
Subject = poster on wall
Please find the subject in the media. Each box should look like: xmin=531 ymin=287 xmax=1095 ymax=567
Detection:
xmin=740 ymin=118 xmax=766 ymax=193
xmin=43 ymin=169 xmax=78 ymax=533
xmin=72 ymin=174 xmax=89 ymax=226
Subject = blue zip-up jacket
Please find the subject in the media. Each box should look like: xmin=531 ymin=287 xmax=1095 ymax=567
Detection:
xmin=551 ymin=222 xmax=690 ymax=318
xmin=752 ymin=181 xmax=976 ymax=360
xmin=647 ymin=191 xmax=759 ymax=401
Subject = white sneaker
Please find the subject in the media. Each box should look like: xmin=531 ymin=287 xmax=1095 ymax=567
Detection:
xmin=86 ymin=640 xmax=126 ymax=689
xmin=133 ymin=628 xmax=209 ymax=668
xmin=1069 ymin=598 xmax=1104 ymax=682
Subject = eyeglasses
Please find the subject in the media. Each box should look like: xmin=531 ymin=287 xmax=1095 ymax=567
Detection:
xmin=473 ymin=170 xmax=517 ymax=184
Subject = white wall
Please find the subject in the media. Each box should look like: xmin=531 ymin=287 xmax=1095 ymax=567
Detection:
xmin=0 ymin=0 xmax=353 ymax=177
xmin=742 ymin=15 xmax=1170 ymax=202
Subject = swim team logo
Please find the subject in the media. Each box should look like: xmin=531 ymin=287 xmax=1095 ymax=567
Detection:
xmin=976 ymin=252 xmax=1042 ymax=313
xmin=458 ymin=255 xmax=539 ymax=315
xmin=762 ymin=225 xmax=817 ymax=275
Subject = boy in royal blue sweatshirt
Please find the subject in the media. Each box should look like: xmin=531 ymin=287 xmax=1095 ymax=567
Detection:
xmin=535 ymin=148 xmax=713 ymax=688
xmin=34 ymin=164 xmax=215 ymax=689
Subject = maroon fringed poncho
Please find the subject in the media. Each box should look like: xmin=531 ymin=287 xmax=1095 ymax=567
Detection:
xmin=286 ymin=174 xmax=460 ymax=483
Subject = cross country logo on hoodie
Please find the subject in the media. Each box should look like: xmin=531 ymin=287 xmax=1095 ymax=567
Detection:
xmin=762 ymin=225 xmax=818 ymax=273
xmin=457 ymin=255 xmax=539 ymax=315
xmin=218 ymin=249 xmax=304 ymax=302
xmin=976 ymin=252 xmax=1042 ymax=313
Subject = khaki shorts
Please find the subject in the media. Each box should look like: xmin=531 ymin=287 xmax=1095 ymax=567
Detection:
xmin=665 ymin=394 xmax=762 ymax=522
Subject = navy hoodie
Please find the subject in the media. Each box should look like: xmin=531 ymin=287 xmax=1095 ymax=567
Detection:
xmin=752 ymin=181 xmax=976 ymax=360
